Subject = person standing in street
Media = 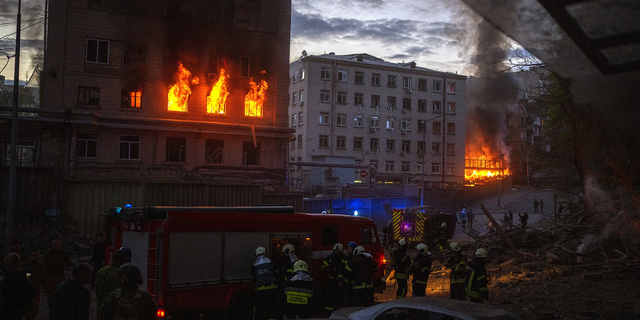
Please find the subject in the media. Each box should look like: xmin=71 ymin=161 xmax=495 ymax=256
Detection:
xmin=1 ymin=253 xmax=37 ymax=320
xmin=465 ymin=248 xmax=490 ymax=303
xmin=345 ymin=246 xmax=378 ymax=307
xmin=539 ymin=199 xmax=544 ymax=213
xmin=91 ymin=233 xmax=106 ymax=290
xmin=19 ymin=248 xmax=49 ymax=320
xmin=251 ymin=247 xmax=278 ymax=320
xmin=410 ymin=243 xmax=432 ymax=297
xmin=280 ymin=261 xmax=319 ymax=320
xmin=321 ymin=243 xmax=345 ymax=312
xmin=49 ymin=263 xmax=92 ymax=320
xmin=533 ymin=199 xmax=539 ymax=213
xmin=518 ymin=211 xmax=529 ymax=229
xmin=99 ymin=263 xmax=157 ymax=320
xmin=42 ymin=238 xmax=72 ymax=308
xmin=445 ymin=242 xmax=467 ymax=300
xmin=95 ymin=250 xmax=126 ymax=313
xmin=460 ymin=208 xmax=467 ymax=229
xmin=468 ymin=209 xmax=474 ymax=230
xmin=393 ymin=239 xmax=410 ymax=299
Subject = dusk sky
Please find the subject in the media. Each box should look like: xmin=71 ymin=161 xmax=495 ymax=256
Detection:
xmin=0 ymin=0 xmax=484 ymax=83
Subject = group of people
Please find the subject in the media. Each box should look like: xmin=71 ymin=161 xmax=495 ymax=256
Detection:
xmin=0 ymin=236 xmax=157 ymax=320
xmin=459 ymin=208 xmax=475 ymax=230
xmin=251 ymin=241 xmax=378 ymax=320
xmin=500 ymin=210 xmax=529 ymax=230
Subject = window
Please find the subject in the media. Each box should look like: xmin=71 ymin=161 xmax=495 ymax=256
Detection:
xmin=447 ymin=82 xmax=456 ymax=93
xmin=401 ymin=119 xmax=411 ymax=131
xmin=385 ymin=161 xmax=394 ymax=172
xmin=417 ymin=141 xmax=425 ymax=154
xmin=166 ymin=137 xmax=186 ymax=162
xmin=298 ymin=112 xmax=303 ymax=125
xmin=354 ymin=114 xmax=363 ymax=127
xmin=297 ymin=157 xmax=302 ymax=161
xmin=387 ymin=96 xmax=396 ymax=109
xmin=355 ymin=71 xmax=364 ymax=84
xmin=205 ymin=139 xmax=224 ymax=163
xmin=300 ymin=68 xmax=305 ymax=80
xmin=371 ymin=95 xmax=380 ymax=108
xmin=371 ymin=73 xmax=380 ymax=86
xmin=118 ymin=136 xmax=140 ymax=160
xmin=402 ymin=162 xmax=410 ymax=173
xmin=2 ymin=140 xmax=35 ymax=166
xmin=319 ymin=113 xmax=329 ymax=125
xmin=387 ymin=75 xmax=397 ymax=87
xmin=78 ymin=87 xmax=100 ymax=105
xmin=402 ymin=77 xmax=411 ymax=89
xmin=433 ymin=121 xmax=441 ymax=134
xmin=337 ymin=92 xmax=347 ymax=104
xmin=336 ymin=136 xmax=346 ymax=149
xmin=447 ymin=102 xmax=455 ymax=114
xmin=319 ymin=135 xmax=329 ymax=148
xmin=321 ymin=67 xmax=331 ymax=80
xmin=336 ymin=114 xmax=347 ymax=126
xmin=370 ymin=116 xmax=380 ymax=129
xmin=433 ymin=101 xmax=442 ymax=113
xmin=402 ymin=98 xmax=411 ymax=111
xmin=370 ymin=138 xmax=379 ymax=151
xmin=432 ymin=142 xmax=441 ymax=154
xmin=433 ymin=80 xmax=442 ymax=92
xmin=418 ymin=100 xmax=426 ymax=112
xmin=76 ymin=133 xmax=97 ymax=158
xmin=520 ymin=130 xmax=526 ymax=139
xmin=320 ymin=90 xmax=330 ymax=102
xmin=353 ymin=137 xmax=363 ymax=150
xmin=122 ymin=90 xmax=141 ymax=108
xmin=386 ymin=118 xmax=395 ymax=130
xmin=297 ymin=134 xmax=303 ymax=148
xmin=402 ymin=140 xmax=410 ymax=152
xmin=338 ymin=70 xmax=348 ymax=82
xmin=418 ymin=120 xmax=426 ymax=132
xmin=447 ymin=123 xmax=456 ymax=134
xmin=354 ymin=93 xmax=364 ymax=106
xmin=432 ymin=162 xmax=440 ymax=174
xmin=240 ymin=57 xmax=256 ymax=78
xmin=292 ymin=92 xmax=297 ymax=105
xmin=242 ymin=141 xmax=261 ymax=165
xmin=417 ymin=162 xmax=423 ymax=173
xmin=447 ymin=143 xmax=455 ymax=155
xmin=418 ymin=79 xmax=427 ymax=91
xmin=86 ymin=39 xmax=109 ymax=63
xmin=292 ymin=73 xmax=298 ymax=83
xmin=291 ymin=114 xmax=297 ymax=127
xmin=386 ymin=139 xmax=395 ymax=152
xmin=447 ymin=163 xmax=455 ymax=174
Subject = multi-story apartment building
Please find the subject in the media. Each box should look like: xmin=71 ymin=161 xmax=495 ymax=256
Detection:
xmin=288 ymin=53 xmax=466 ymax=195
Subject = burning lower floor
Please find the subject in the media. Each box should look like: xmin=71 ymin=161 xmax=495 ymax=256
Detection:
xmin=464 ymin=157 xmax=510 ymax=187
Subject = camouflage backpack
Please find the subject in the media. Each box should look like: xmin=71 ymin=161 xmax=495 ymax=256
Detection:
xmin=113 ymin=289 xmax=144 ymax=320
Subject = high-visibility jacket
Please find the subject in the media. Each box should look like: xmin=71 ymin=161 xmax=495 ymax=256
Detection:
xmin=281 ymin=272 xmax=318 ymax=319
xmin=464 ymin=258 xmax=489 ymax=299
xmin=446 ymin=252 xmax=467 ymax=284
xmin=410 ymin=254 xmax=432 ymax=285
xmin=321 ymin=252 xmax=345 ymax=281
xmin=393 ymin=249 xmax=410 ymax=280
xmin=345 ymin=254 xmax=378 ymax=288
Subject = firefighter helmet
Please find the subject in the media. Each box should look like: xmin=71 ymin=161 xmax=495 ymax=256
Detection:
xmin=333 ymin=243 xmax=343 ymax=252
xmin=398 ymin=239 xmax=407 ymax=248
xmin=416 ymin=243 xmax=429 ymax=255
xmin=118 ymin=263 xmax=143 ymax=284
xmin=450 ymin=242 xmax=462 ymax=252
xmin=440 ymin=222 xmax=447 ymax=228
xmin=354 ymin=246 xmax=366 ymax=255
xmin=292 ymin=260 xmax=309 ymax=273
xmin=476 ymin=248 xmax=489 ymax=258
xmin=282 ymin=244 xmax=295 ymax=255
xmin=119 ymin=246 xmax=132 ymax=260
xmin=255 ymin=247 xmax=267 ymax=256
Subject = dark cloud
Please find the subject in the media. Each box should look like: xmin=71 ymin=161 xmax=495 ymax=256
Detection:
xmin=0 ymin=38 xmax=44 ymax=53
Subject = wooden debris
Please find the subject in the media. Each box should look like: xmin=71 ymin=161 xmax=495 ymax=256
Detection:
xmin=545 ymin=251 xmax=558 ymax=259
xmin=500 ymin=258 xmax=519 ymax=269
xmin=553 ymin=265 xmax=573 ymax=275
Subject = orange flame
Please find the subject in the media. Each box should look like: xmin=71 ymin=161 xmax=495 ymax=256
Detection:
xmin=207 ymin=69 xmax=230 ymax=115
xmin=244 ymin=74 xmax=268 ymax=118
xmin=168 ymin=63 xmax=197 ymax=112
xmin=129 ymin=91 xmax=142 ymax=108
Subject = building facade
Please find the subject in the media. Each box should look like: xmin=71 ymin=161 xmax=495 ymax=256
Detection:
xmin=288 ymin=53 xmax=467 ymax=196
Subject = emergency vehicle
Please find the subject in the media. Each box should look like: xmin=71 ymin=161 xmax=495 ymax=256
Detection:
xmin=385 ymin=206 xmax=456 ymax=246
xmin=104 ymin=206 xmax=386 ymax=319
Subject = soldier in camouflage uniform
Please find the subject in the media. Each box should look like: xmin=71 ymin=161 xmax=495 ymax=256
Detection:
xmin=42 ymin=239 xmax=72 ymax=307
xmin=18 ymin=248 xmax=48 ymax=320
xmin=96 ymin=250 xmax=126 ymax=313
xmin=99 ymin=263 xmax=157 ymax=320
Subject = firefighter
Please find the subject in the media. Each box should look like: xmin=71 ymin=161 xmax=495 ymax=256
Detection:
xmin=460 ymin=208 xmax=467 ymax=229
xmin=345 ymin=246 xmax=378 ymax=307
xmin=277 ymin=244 xmax=299 ymax=282
xmin=119 ymin=246 xmax=133 ymax=264
xmin=410 ymin=243 xmax=432 ymax=297
xmin=465 ymin=248 xmax=490 ymax=303
xmin=99 ymin=263 xmax=157 ymax=320
xmin=341 ymin=241 xmax=358 ymax=307
xmin=393 ymin=239 xmax=410 ymax=299
xmin=445 ymin=242 xmax=467 ymax=300
xmin=95 ymin=250 xmax=126 ymax=313
xmin=251 ymin=247 xmax=278 ymax=320
xmin=280 ymin=260 xmax=319 ymax=320
xmin=437 ymin=222 xmax=448 ymax=251
xmin=321 ymin=243 xmax=345 ymax=312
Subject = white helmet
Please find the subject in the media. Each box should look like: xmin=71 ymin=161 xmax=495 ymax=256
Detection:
xmin=416 ymin=243 xmax=429 ymax=255
xmin=398 ymin=239 xmax=407 ymax=248
xmin=354 ymin=246 xmax=366 ymax=255
xmin=449 ymin=242 xmax=461 ymax=252
xmin=333 ymin=243 xmax=343 ymax=252
xmin=255 ymin=247 xmax=267 ymax=256
xmin=282 ymin=244 xmax=295 ymax=255
xmin=441 ymin=222 xmax=447 ymax=228
xmin=476 ymin=248 xmax=488 ymax=258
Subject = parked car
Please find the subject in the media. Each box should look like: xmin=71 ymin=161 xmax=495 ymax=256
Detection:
xmin=315 ymin=297 xmax=523 ymax=320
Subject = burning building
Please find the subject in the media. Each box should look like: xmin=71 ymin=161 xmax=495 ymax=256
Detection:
xmin=3 ymin=0 xmax=295 ymax=233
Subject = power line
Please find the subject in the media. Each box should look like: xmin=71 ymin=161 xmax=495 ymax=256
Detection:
xmin=0 ymin=18 xmax=44 ymax=42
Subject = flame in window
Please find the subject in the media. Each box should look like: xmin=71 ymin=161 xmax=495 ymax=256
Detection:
xmin=167 ymin=63 xmax=199 ymax=112
xmin=207 ymin=69 xmax=229 ymax=115
xmin=244 ymin=73 xmax=267 ymax=118
xmin=129 ymin=91 xmax=141 ymax=108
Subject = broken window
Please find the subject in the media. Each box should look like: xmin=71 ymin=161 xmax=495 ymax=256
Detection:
xmin=166 ymin=137 xmax=186 ymax=162
xmin=205 ymin=139 xmax=224 ymax=164
xmin=242 ymin=141 xmax=261 ymax=165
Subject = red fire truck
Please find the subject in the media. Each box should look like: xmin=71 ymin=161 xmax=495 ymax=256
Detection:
xmin=104 ymin=206 xmax=386 ymax=319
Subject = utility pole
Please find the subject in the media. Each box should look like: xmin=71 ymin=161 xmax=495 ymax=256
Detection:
xmin=6 ymin=0 xmax=22 ymax=252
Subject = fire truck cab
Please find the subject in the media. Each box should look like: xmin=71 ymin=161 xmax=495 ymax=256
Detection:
xmin=104 ymin=206 xmax=385 ymax=319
